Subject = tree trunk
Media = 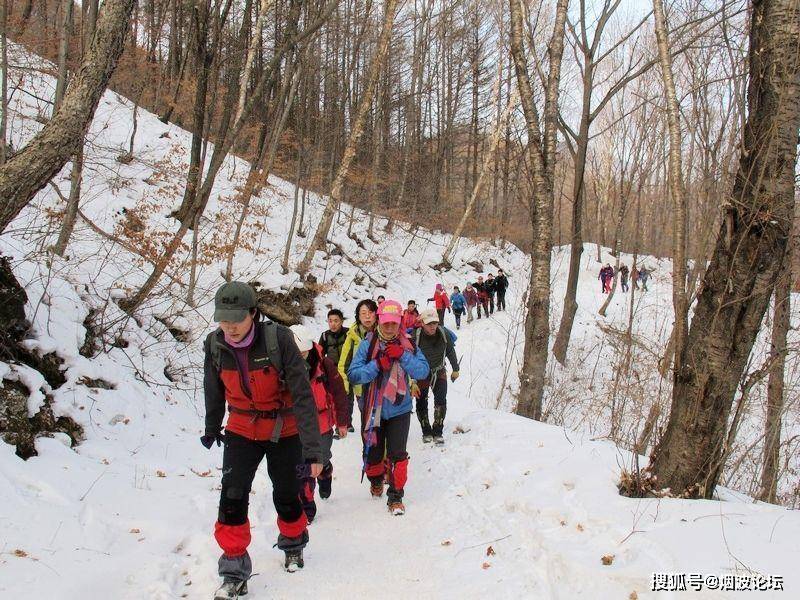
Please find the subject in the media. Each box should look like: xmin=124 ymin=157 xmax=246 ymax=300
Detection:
xmin=509 ymin=0 xmax=569 ymax=421
xmin=652 ymin=0 xmax=689 ymax=367
xmin=297 ymin=0 xmax=399 ymax=276
xmin=54 ymin=0 xmax=74 ymax=114
xmin=647 ymin=0 xmax=800 ymax=499
xmin=758 ymin=264 xmax=791 ymax=503
xmin=0 ymin=0 xmax=135 ymax=233
xmin=52 ymin=143 xmax=83 ymax=256
xmin=0 ymin=0 xmax=8 ymax=166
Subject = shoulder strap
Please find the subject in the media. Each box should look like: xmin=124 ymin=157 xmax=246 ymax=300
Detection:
xmin=263 ymin=321 xmax=284 ymax=377
xmin=209 ymin=332 xmax=222 ymax=371
xmin=439 ymin=326 xmax=448 ymax=349
xmin=414 ymin=328 xmax=421 ymax=347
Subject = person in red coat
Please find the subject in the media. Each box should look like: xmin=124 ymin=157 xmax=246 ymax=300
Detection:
xmin=428 ymin=284 xmax=451 ymax=325
xmin=401 ymin=300 xmax=421 ymax=331
xmin=203 ymin=282 xmax=323 ymax=598
xmin=291 ymin=325 xmax=350 ymax=523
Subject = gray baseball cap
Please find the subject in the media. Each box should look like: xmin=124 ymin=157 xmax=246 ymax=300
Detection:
xmin=214 ymin=281 xmax=257 ymax=322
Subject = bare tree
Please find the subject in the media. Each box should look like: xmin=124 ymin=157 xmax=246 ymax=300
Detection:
xmin=646 ymin=0 xmax=800 ymax=500
xmin=0 ymin=0 xmax=7 ymax=166
xmin=0 ymin=0 xmax=136 ymax=233
xmin=509 ymin=0 xmax=570 ymax=420
xmin=297 ymin=0 xmax=401 ymax=276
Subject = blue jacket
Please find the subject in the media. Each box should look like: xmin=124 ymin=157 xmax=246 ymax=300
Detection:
xmin=347 ymin=333 xmax=430 ymax=420
xmin=450 ymin=292 xmax=466 ymax=310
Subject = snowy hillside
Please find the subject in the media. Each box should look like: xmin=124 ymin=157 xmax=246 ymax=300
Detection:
xmin=1 ymin=42 xmax=799 ymax=599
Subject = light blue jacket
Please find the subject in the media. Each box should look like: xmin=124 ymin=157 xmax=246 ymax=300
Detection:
xmin=347 ymin=333 xmax=430 ymax=419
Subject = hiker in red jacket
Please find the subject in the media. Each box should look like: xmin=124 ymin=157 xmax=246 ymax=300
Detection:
xmin=290 ymin=325 xmax=350 ymax=524
xmin=401 ymin=300 xmax=421 ymax=331
xmin=473 ymin=276 xmax=490 ymax=318
xmin=203 ymin=282 xmax=323 ymax=599
xmin=428 ymin=284 xmax=451 ymax=325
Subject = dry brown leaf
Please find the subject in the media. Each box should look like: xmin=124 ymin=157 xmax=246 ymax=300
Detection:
xmin=601 ymin=554 xmax=614 ymax=566
xmin=190 ymin=468 xmax=212 ymax=478
xmin=156 ymin=470 xmax=166 ymax=478
xmin=576 ymin=523 xmax=585 ymax=532
xmin=129 ymin=528 xmax=141 ymax=534
xmin=481 ymin=562 xmax=491 ymax=569
xmin=486 ymin=546 xmax=496 ymax=556
xmin=441 ymin=540 xmax=452 ymax=546
xmin=559 ymin=519 xmax=567 ymax=526
xmin=629 ymin=592 xmax=638 ymax=600
xmin=13 ymin=549 xmax=27 ymax=558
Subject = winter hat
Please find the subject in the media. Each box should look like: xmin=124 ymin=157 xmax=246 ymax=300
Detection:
xmin=377 ymin=300 xmax=403 ymax=324
xmin=419 ymin=309 xmax=440 ymax=325
xmin=214 ymin=281 xmax=256 ymax=322
xmin=436 ymin=283 xmax=444 ymax=291
xmin=290 ymin=324 xmax=314 ymax=353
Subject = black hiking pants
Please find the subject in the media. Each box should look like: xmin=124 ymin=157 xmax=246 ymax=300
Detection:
xmin=416 ymin=372 xmax=447 ymax=436
xmin=497 ymin=289 xmax=506 ymax=311
xmin=216 ymin=431 xmax=307 ymax=582
xmin=363 ymin=411 xmax=411 ymax=502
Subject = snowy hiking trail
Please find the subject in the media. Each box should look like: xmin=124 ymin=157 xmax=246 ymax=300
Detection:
xmin=2 ymin=40 xmax=800 ymax=599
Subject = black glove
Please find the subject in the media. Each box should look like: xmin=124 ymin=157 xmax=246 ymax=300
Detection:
xmin=200 ymin=432 xmax=224 ymax=449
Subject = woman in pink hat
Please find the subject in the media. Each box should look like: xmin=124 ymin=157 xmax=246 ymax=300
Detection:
xmin=347 ymin=299 xmax=430 ymax=515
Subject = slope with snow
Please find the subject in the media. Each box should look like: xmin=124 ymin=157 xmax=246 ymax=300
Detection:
xmin=1 ymin=42 xmax=799 ymax=599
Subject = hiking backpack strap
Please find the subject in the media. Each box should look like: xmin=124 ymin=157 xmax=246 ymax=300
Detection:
xmin=262 ymin=321 xmax=284 ymax=380
xmin=208 ymin=332 xmax=223 ymax=372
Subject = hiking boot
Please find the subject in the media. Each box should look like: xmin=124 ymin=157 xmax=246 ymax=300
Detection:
xmin=347 ymin=425 xmax=355 ymax=432
xmin=388 ymin=501 xmax=405 ymax=516
xmin=333 ymin=430 xmax=341 ymax=440
xmin=434 ymin=435 xmax=445 ymax=445
xmin=214 ymin=580 xmax=248 ymax=599
xmin=319 ymin=477 xmax=332 ymax=499
xmin=422 ymin=434 xmax=433 ymax=443
xmin=370 ymin=482 xmax=384 ymax=498
xmin=284 ymin=548 xmax=304 ymax=572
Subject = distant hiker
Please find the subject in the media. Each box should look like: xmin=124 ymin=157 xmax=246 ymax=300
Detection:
xmin=203 ymin=282 xmax=323 ymax=599
xmin=599 ymin=264 xmax=614 ymax=294
xmin=291 ymin=325 xmax=350 ymax=523
xmin=449 ymin=286 xmax=466 ymax=329
xmin=413 ymin=309 xmax=459 ymax=445
xmin=338 ymin=299 xmax=378 ymax=430
xmin=486 ymin=274 xmax=497 ymax=313
xmin=494 ymin=269 xmax=509 ymax=311
xmin=401 ymin=300 xmax=420 ymax=331
xmin=429 ymin=283 xmax=451 ymax=325
xmin=347 ymin=300 xmax=429 ymax=515
xmin=473 ymin=276 xmax=490 ymax=318
xmin=619 ymin=265 xmax=630 ymax=293
xmin=319 ymin=309 xmax=352 ymax=434
xmin=464 ymin=284 xmax=478 ymax=323
xmin=632 ymin=266 xmax=640 ymax=290
xmin=376 ymin=295 xmax=386 ymax=304
xmin=639 ymin=266 xmax=651 ymax=291
xmin=319 ymin=309 xmax=348 ymax=370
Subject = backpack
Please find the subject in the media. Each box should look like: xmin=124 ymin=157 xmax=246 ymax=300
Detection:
xmin=208 ymin=320 xmax=284 ymax=380
xmin=414 ymin=326 xmax=456 ymax=368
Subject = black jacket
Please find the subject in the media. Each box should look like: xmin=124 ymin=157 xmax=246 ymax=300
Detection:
xmin=319 ymin=327 xmax=349 ymax=367
xmin=494 ymin=274 xmax=509 ymax=292
xmin=203 ymin=322 xmax=323 ymax=462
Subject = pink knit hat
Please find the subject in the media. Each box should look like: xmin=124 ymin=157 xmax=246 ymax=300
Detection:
xmin=436 ymin=283 xmax=444 ymax=291
xmin=377 ymin=300 xmax=403 ymax=324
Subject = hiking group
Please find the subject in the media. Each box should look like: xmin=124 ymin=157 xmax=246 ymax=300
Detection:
xmin=201 ymin=276 xmax=495 ymax=599
xmin=598 ymin=262 xmax=651 ymax=294
xmin=425 ymin=268 xmax=510 ymax=330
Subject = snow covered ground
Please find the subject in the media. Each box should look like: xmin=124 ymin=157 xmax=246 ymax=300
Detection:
xmin=1 ymin=42 xmax=799 ymax=599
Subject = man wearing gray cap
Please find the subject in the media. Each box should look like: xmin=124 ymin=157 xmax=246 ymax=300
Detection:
xmin=202 ymin=281 xmax=323 ymax=599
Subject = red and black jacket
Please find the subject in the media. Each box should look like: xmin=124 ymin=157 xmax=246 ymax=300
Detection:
xmin=203 ymin=323 xmax=322 ymax=462
xmin=306 ymin=342 xmax=350 ymax=433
